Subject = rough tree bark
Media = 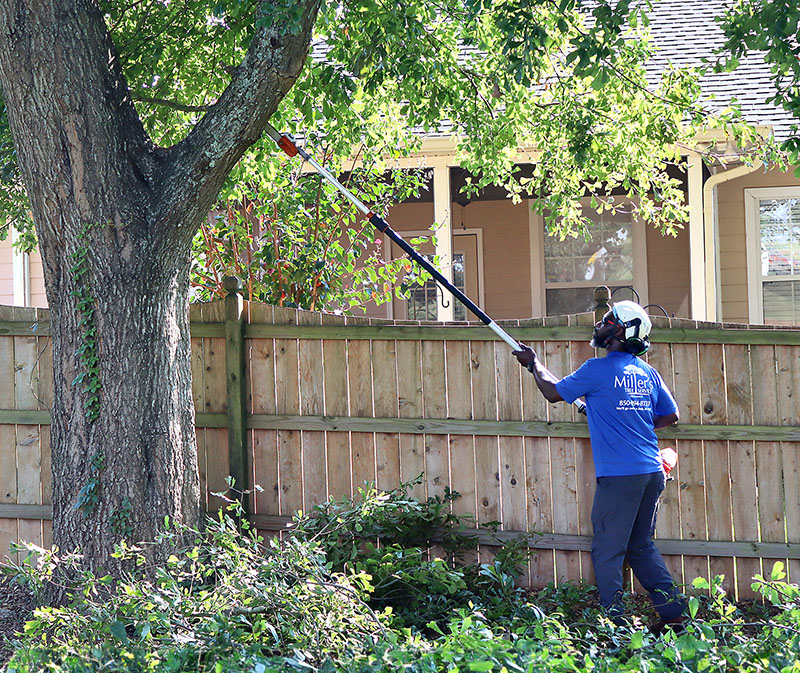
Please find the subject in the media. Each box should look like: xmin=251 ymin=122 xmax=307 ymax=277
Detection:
xmin=0 ymin=0 xmax=320 ymax=575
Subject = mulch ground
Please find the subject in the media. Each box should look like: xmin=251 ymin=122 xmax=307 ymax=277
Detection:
xmin=0 ymin=575 xmax=33 ymax=666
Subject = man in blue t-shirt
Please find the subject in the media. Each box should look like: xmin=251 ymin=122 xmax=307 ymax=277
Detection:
xmin=513 ymin=300 xmax=686 ymax=633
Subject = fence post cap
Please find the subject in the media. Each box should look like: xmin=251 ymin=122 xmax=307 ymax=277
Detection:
xmin=222 ymin=276 xmax=243 ymax=295
xmin=593 ymin=285 xmax=610 ymax=304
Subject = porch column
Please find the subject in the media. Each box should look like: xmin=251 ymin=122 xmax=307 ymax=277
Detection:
xmin=686 ymin=152 xmax=708 ymax=320
xmin=431 ymin=160 xmax=454 ymax=322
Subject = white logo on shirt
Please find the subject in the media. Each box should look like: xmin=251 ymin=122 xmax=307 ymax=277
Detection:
xmin=614 ymin=364 xmax=653 ymax=411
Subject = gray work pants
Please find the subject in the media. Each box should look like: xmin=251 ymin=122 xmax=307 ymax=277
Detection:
xmin=591 ymin=470 xmax=685 ymax=620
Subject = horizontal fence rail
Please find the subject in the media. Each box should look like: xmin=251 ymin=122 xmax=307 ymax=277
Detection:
xmin=3 ymin=409 xmax=799 ymax=442
xmin=1 ymin=299 xmax=799 ymax=600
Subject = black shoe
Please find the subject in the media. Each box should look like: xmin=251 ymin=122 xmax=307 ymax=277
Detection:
xmin=650 ymin=615 xmax=687 ymax=636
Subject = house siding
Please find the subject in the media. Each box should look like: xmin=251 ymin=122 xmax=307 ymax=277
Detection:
xmin=461 ymin=199 xmax=531 ymax=320
xmin=369 ymin=197 xmax=692 ymax=321
xmin=0 ymin=237 xmax=12 ymax=305
xmin=646 ymin=223 xmax=691 ymax=318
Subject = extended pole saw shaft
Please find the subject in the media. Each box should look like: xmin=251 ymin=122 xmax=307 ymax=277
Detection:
xmin=264 ymin=123 xmax=586 ymax=414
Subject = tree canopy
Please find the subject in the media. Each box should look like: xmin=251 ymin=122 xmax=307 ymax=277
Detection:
xmin=0 ymin=0 xmax=785 ymax=575
xmin=718 ymin=0 xmax=800 ymax=169
xmin=2 ymin=0 xmax=779 ymax=252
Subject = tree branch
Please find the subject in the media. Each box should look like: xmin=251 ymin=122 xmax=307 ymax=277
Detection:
xmin=156 ymin=1 xmax=322 ymax=236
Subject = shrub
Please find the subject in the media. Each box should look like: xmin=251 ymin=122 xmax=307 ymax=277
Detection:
xmin=291 ymin=478 xmax=541 ymax=631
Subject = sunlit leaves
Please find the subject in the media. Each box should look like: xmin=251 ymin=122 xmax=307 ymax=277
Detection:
xmin=717 ymin=0 xmax=800 ymax=172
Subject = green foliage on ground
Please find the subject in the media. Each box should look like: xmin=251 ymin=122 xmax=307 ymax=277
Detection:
xmin=3 ymin=483 xmax=799 ymax=672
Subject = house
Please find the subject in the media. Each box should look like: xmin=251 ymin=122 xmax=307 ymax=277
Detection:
xmin=2 ymin=0 xmax=798 ymax=326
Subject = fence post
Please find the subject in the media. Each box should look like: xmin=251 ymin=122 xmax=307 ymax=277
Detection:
xmin=223 ymin=276 xmax=248 ymax=510
xmin=593 ymin=285 xmax=610 ymax=323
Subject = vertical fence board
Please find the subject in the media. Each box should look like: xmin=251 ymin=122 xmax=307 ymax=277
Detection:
xmin=248 ymin=303 xmax=278 ymax=516
xmin=322 ymin=313 xmax=351 ymax=499
xmin=544 ymin=323 xmax=580 ymax=584
xmin=347 ymin=326 xmax=375 ymax=493
xmin=422 ymin=340 xmax=449 ymax=499
xmin=776 ymin=345 xmax=800 ymax=582
xmin=471 ymin=341 xmax=500 ymax=534
xmin=729 ymin=440 xmax=760 ymax=598
xmin=298 ymin=311 xmax=326 ymax=512
xmin=496 ymin=336 xmax=526 ymax=534
xmin=14 ymin=334 xmax=38 ymax=410
xmin=397 ymin=339 xmax=425 ymax=500
xmin=648 ymin=341 xmax=683 ymax=585
xmin=571 ymin=316 xmax=596 ymax=584
xmin=724 ymin=344 xmax=759 ymax=598
xmin=751 ymin=345 xmax=787 ymax=578
xmin=699 ymin=344 xmax=734 ymax=584
xmin=274 ymin=307 xmax=302 ymax=516
xmin=445 ymin=341 xmax=477 ymax=524
xmin=201 ymin=302 xmax=228 ymax=511
xmin=372 ymin=340 xmax=400 ymax=491
xmin=526 ymin=435 xmax=554 ymax=588
xmin=0 ymin=518 xmax=16 ymax=563
xmin=672 ymin=342 xmax=709 ymax=589
xmin=16 ymin=426 xmax=40 ymax=506
xmin=37 ymin=335 xmax=52 ymax=410
xmin=0 ymin=425 xmax=16 ymax=506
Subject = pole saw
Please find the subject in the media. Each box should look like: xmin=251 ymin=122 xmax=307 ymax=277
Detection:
xmin=264 ymin=123 xmax=587 ymax=415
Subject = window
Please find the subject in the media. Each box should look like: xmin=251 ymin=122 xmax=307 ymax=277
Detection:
xmin=393 ymin=231 xmax=481 ymax=321
xmin=407 ymin=253 xmax=467 ymax=320
xmin=538 ymin=200 xmax=646 ymax=315
xmin=745 ymin=187 xmax=800 ymax=325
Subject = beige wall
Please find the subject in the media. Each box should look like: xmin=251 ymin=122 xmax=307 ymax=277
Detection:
xmin=646 ymin=224 xmax=691 ymax=318
xmin=360 ymin=199 xmax=533 ymax=321
xmin=461 ymin=200 xmax=531 ymax=320
xmin=717 ymin=166 xmax=800 ymax=323
xmin=0 ymin=236 xmax=48 ymax=308
xmin=0 ymin=236 xmax=12 ymax=305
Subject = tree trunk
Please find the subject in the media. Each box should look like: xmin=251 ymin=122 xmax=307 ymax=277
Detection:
xmin=0 ymin=0 xmax=318 ymax=577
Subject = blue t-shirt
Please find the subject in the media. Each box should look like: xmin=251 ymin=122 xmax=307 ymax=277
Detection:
xmin=555 ymin=352 xmax=678 ymax=477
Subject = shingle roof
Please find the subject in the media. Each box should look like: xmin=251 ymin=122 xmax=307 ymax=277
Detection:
xmin=643 ymin=0 xmax=796 ymax=141
xmin=309 ymin=1 xmax=797 ymax=143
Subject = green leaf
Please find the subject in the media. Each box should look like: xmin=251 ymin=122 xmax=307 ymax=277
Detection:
xmin=108 ymin=620 xmax=129 ymax=643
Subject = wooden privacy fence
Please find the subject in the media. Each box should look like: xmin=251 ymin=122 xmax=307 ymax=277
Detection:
xmin=1 ymin=295 xmax=800 ymax=599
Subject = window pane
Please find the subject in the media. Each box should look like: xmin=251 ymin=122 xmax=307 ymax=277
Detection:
xmin=452 ymin=253 xmax=466 ymax=321
xmin=763 ymin=280 xmax=800 ymax=325
xmin=545 ymin=287 xmax=596 ymax=315
xmin=546 ymin=285 xmax=634 ymax=316
xmin=760 ymin=198 xmax=800 ymax=277
xmin=407 ymin=253 xmax=468 ymax=320
xmin=544 ymin=212 xmax=634 ymax=286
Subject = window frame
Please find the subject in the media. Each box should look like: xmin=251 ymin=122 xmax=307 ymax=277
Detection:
xmin=744 ymin=186 xmax=800 ymax=325
xmin=530 ymin=197 xmax=649 ymax=316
